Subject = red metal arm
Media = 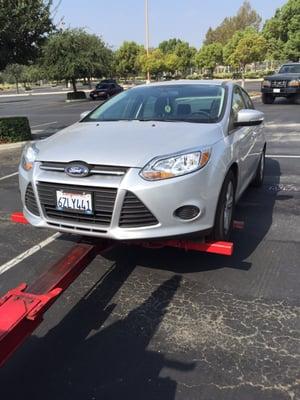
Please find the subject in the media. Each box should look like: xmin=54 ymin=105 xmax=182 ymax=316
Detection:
xmin=0 ymin=241 xmax=111 ymax=367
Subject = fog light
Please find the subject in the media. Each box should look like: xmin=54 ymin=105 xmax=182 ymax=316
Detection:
xmin=174 ymin=205 xmax=200 ymax=220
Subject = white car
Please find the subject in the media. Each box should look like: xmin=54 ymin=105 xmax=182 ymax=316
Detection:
xmin=19 ymin=81 xmax=266 ymax=242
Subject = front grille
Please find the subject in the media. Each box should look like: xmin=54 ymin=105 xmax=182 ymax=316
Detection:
xmin=40 ymin=161 xmax=128 ymax=176
xmin=271 ymin=80 xmax=287 ymax=88
xmin=119 ymin=191 xmax=158 ymax=227
xmin=25 ymin=183 xmax=40 ymax=216
xmin=37 ymin=182 xmax=117 ymax=226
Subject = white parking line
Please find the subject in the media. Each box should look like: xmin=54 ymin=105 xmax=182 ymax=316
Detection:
xmin=0 ymin=171 xmax=18 ymax=181
xmin=0 ymin=233 xmax=60 ymax=276
xmin=31 ymin=121 xmax=57 ymax=128
xmin=265 ymin=123 xmax=300 ymax=128
xmin=266 ymin=154 xmax=300 ymax=158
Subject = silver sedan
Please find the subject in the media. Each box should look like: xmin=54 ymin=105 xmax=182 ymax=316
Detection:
xmin=19 ymin=81 xmax=266 ymax=241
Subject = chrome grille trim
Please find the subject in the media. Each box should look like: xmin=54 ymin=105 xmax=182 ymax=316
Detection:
xmin=39 ymin=162 xmax=129 ymax=176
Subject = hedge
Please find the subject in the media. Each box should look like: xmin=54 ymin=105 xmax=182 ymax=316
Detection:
xmin=0 ymin=117 xmax=31 ymax=144
xmin=67 ymin=91 xmax=86 ymax=100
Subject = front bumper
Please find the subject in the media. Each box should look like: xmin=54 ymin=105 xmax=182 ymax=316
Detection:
xmin=261 ymin=87 xmax=300 ymax=96
xmin=19 ymin=161 xmax=221 ymax=241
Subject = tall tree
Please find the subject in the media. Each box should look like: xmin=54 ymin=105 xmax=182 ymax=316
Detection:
xmin=42 ymin=29 xmax=113 ymax=92
xmin=159 ymin=38 xmax=183 ymax=54
xmin=204 ymin=1 xmax=261 ymax=45
xmin=3 ymin=64 xmax=25 ymax=93
xmin=0 ymin=0 xmax=54 ymax=70
xmin=195 ymin=43 xmax=223 ymax=77
xmin=158 ymin=39 xmax=196 ymax=74
xmin=263 ymin=0 xmax=300 ymax=62
xmin=114 ymin=41 xmax=143 ymax=78
xmin=137 ymin=49 xmax=165 ymax=80
xmin=224 ymin=28 xmax=267 ymax=85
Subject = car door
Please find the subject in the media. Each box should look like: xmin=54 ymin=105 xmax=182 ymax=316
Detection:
xmin=229 ymin=86 xmax=256 ymax=192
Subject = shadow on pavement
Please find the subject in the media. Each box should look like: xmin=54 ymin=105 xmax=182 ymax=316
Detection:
xmin=1 ymin=255 xmax=194 ymax=400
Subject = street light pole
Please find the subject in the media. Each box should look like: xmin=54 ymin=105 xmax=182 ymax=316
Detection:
xmin=145 ymin=0 xmax=150 ymax=83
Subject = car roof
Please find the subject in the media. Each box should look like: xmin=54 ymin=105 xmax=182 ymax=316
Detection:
xmin=135 ymin=79 xmax=230 ymax=89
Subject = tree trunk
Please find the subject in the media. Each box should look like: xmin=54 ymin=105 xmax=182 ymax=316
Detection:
xmin=71 ymin=77 xmax=77 ymax=92
xmin=65 ymin=79 xmax=68 ymax=88
xmin=87 ymin=77 xmax=91 ymax=89
xmin=241 ymin=65 xmax=245 ymax=88
xmin=16 ymin=78 xmax=19 ymax=94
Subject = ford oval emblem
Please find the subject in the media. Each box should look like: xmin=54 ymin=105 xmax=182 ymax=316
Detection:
xmin=65 ymin=163 xmax=90 ymax=177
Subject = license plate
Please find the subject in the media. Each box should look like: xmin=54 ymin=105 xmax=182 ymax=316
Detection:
xmin=56 ymin=190 xmax=93 ymax=214
xmin=273 ymin=88 xmax=281 ymax=93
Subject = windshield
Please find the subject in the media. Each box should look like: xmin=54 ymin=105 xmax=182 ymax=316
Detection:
xmin=279 ymin=64 xmax=300 ymax=74
xmin=96 ymin=84 xmax=110 ymax=89
xmin=84 ymin=84 xmax=226 ymax=123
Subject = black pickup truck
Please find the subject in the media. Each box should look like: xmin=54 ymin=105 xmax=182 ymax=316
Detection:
xmin=261 ymin=63 xmax=300 ymax=104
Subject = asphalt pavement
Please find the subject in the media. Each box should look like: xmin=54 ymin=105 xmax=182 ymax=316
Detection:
xmin=0 ymin=94 xmax=299 ymax=400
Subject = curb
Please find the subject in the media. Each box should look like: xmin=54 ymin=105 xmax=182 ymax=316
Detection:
xmin=0 ymin=141 xmax=28 ymax=152
xmin=65 ymin=98 xmax=89 ymax=103
xmin=0 ymin=89 xmax=91 ymax=98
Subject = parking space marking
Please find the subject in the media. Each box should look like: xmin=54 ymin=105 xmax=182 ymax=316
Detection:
xmin=31 ymin=121 xmax=57 ymax=128
xmin=265 ymin=123 xmax=300 ymax=128
xmin=266 ymin=154 xmax=300 ymax=158
xmin=0 ymin=232 xmax=60 ymax=276
xmin=0 ymin=172 xmax=18 ymax=181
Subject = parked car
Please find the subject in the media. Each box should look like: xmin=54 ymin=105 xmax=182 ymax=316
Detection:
xmin=90 ymin=82 xmax=123 ymax=100
xmin=261 ymin=62 xmax=300 ymax=104
xmin=19 ymin=81 xmax=265 ymax=242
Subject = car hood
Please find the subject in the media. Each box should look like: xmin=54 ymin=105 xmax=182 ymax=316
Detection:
xmin=36 ymin=121 xmax=222 ymax=168
xmin=265 ymin=73 xmax=300 ymax=80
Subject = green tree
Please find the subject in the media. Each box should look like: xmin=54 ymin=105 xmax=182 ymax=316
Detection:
xmin=195 ymin=43 xmax=223 ymax=77
xmin=137 ymin=49 xmax=165 ymax=80
xmin=0 ymin=0 xmax=54 ymax=70
xmin=3 ymin=63 xmax=25 ymax=93
xmin=115 ymin=41 xmax=143 ymax=78
xmin=164 ymin=53 xmax=180 ymax=75
xmin=158 ymin=39 xmax=196 ymax=75
xmin=224 ymin=28 xmax=267 ymax=85
xmin=174 ymin=41 xmax=197 ymax=74
xmin=22 ymin=65 xmax=45 ymax=84
xmin=263 ymin=0 xmax=300 ymax=62
xmin=204 ymin=1 xmax=261 ymax=45
xmin=42 ymin=29 xmax=113 ymax=92
xmin=159 ymin=38 xmax=183 ymax=54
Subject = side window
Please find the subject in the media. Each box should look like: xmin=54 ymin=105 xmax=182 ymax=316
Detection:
xmin=241 ymin=89 xmax=254 ymax=109
xmin=229 ymin=87 xmax=246 ymax=131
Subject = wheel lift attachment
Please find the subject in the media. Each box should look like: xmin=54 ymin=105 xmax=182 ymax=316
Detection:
xmin=0 ymin=212 xmax=242 ymax=367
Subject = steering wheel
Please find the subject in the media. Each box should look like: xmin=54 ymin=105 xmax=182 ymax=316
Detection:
xmin=191 ymin=110 xmax=211 ymax=118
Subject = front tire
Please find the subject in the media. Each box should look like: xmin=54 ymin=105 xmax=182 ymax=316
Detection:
xmin=252 ymin=150 xmax=265 ymax=187
xmin=293 ymin=94 xmax=300 ymax=105
xmin=262 ymin=93 xmax=275 ymax=104
xmin=210 ymin=171 xmax=236 ymax=241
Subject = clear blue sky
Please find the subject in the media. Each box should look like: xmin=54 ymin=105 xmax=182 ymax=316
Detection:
xmin=53 ymin=0 xmax=287 ymax=49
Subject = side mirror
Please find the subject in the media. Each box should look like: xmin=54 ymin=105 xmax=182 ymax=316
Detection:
xmin=234 ymin=109 xmax=264 ymax=127
xmin=80 ymin=111 xmax=91 ymax=120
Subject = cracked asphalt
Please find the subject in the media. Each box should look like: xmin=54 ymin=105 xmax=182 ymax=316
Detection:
xmin=0 ymin=94 xmax=299 ymax=400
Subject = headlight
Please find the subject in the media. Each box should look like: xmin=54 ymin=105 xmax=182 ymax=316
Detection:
xmin=140 ymin=149 xmax=211 ymax=181
xmin=262 ymin=80 xmax=271 ymax=87
xmin=21 ymin=143 xmax=39 ymax=171
xmin=288 ymin=79 xmax=300 ymax=87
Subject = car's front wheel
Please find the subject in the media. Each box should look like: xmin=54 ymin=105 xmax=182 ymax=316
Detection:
xmin=252 ymin=149 xmax=265 ymax=187
xmin=210 ymin=170 xmax=236 ymax=241
xmin=262 ymin=93 xmax=275 ymax=104
xmin=293 ymin=94 xmax=300 ymax=105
